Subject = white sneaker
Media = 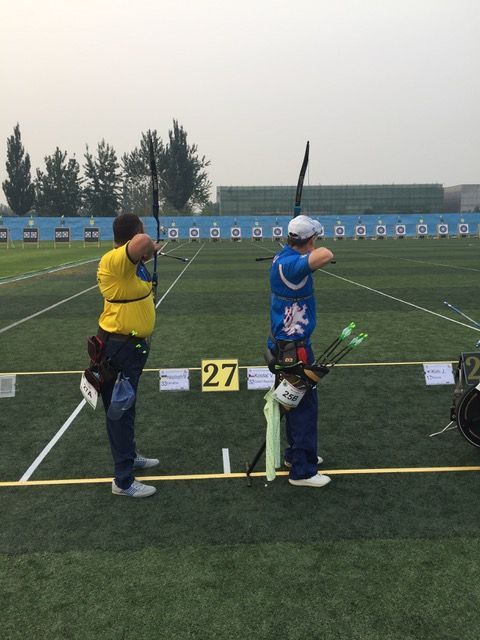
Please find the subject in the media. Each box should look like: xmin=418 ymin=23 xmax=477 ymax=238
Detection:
xmin=133 ymin=454 xmax=159 ymax=469
xmin=284 ymin=456 xmax=323 ymax=468
xmin=112 ymin=479 xmax=157 ymax=498
xmin=288 ymin=474 xmax=331 ymax=488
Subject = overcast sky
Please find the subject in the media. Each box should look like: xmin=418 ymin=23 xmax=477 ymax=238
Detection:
xmin=1 ymin=0 xmax=479 ymax=204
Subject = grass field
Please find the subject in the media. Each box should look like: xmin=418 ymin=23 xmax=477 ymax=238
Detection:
xmin=1 ymin=237 xmax=480 ymax=639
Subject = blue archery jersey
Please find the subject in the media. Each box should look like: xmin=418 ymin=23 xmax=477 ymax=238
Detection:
xmin=269 ymin=245 xmax=316 ymax=345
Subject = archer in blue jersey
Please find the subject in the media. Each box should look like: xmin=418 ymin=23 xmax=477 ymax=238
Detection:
xmin=268 ymin=215 xmax=334 ymax=488
xmin=269 ymin=245 xmax=316 ymax=346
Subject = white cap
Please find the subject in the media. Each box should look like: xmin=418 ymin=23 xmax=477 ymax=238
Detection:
xmin=287 ymin=215 xmax=323 ymax=240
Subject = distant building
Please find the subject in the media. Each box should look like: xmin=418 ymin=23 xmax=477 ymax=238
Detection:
xmin=217 ymin=184 xmax=443 ymax=216
xmin=443 ymin=185 xmax=480 ymax=212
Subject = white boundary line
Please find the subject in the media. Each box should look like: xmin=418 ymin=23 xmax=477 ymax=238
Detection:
xmin=0 ymin=284 xmax=99 ymax=334
xmin=0 ymin=241 xmax=197 ymax=334
xmin=363 ymin=251 xmax=480 ymax=274
xmin=0 ymin=257 xmax=101 ymax=286
xmin=222 ymin=448 xmax=231 ymax=474
xmin=320 ymin=270 xmax=480 ymax=333
xmin=19 ymin=400 xmax=87 ymax=481
xmin=18 ymin=242 xmax=204 ymax=481
xmin=155 ymin=244 xmax=205 ymax=308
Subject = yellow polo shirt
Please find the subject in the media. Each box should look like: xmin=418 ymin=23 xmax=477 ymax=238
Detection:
xmin=97 ymin=243 xmax=155 ymax=337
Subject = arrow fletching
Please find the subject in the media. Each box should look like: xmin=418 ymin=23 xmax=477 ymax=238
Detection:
xmin=339 ymin=322 xmax=356 ymax=340
xmin=348 ymin=333 xmax=367 ymax=348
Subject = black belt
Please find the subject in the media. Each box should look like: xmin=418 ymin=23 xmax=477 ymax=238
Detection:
xmin=270 ymin=334 xmax=308 ymax=347
xmin=97 ymin=327 xmax=144 ymax=342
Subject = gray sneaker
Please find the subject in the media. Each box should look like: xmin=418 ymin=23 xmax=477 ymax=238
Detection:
xmin=112 ymin=479 xmax=157 ymax=498
xmin=133 ymin=454 xmax=159 ymax=469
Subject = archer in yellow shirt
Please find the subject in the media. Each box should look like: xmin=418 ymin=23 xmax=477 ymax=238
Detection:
xmin=96 ymin=214 xmax=162 ymax=499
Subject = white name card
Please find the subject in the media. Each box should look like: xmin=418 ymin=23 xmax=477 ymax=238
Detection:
xmin=159 ymin=368 xmax=190 ymax=391
xmin=247 ymin=367 xmax=275 ymax=390
xmin=423 ymin=363 xmax=455 ymax=386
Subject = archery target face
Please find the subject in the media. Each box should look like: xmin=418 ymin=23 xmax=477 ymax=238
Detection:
xmin=210 ymin=228 xmax=220 ymax=238
xmin=189 ymin=228 xmax=199 ymax=238
xmin=395 ymin=225 xmax=406 ymax=235
xmin=252 ymin=227 xmax=263 ymax=237
xmin=335 ymin=225 xmax=345 ymax=236
xmin=231 ymin=227 xmax=241 ymax=238
xmin=459 ymin=224 xmax=469 ymax=234
xmin=168 ymin=228 xmax=179 ymax=239
xmin=438 ymin=224 xmax=448 ymax=234
xmin=355 ymin=225 xmax=366 ymax=236
xmin=417 ymin=224 xmax=427 ymax=235
xmin=273 ymin=226 xmax=283 ymax=237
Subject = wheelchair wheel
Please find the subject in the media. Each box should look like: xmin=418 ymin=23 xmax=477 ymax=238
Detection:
xmin=456 ymin=385 xmax=480 ymax=448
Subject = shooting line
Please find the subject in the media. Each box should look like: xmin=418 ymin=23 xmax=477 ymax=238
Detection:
xmin=0 ymin=360 xmax=459 ymax=376
xmin=2 ymin=465 xmax=480 ymax=489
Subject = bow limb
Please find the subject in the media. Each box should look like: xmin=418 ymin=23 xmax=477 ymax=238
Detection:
xmin=293 ymin=141 xmax=309 ymax=217
xmin=148 ymin=133 xmax=160 ymax=303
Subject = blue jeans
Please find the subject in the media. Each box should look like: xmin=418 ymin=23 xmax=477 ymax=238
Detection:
xmin=282 ymin=345 xmax=319 ymax=480
xmin=100 ymin=338 xmax=149 ymax=489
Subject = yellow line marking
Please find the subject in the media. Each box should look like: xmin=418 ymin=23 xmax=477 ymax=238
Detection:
xmin=1 ymin=466 xmax=480 ymax=487
xmin=0 ymin=360 xmax=458 ymax=376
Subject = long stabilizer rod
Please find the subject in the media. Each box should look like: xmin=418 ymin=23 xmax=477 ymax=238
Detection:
xmin=157 ymin=251 xmax=189 ymax=263
xmin=444 ymin=301 xmax=480 ymax=329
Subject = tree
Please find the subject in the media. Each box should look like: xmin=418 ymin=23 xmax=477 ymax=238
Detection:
xmin=200 ymin=200 xmax=219 ymax=216
xmin=2 ymin=124 xmax=35 ymax=215
xmin=35 ymin=148 xmax=82 ymax=216
xmin=83 ymin=139 xmax=121 ymax=216
xmin=160 ymin=120 xmax=211 ymax=213
xmin=121 ymin=130 xmax=164 ymax=216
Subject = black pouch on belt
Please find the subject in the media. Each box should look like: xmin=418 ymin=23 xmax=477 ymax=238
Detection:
xmin=85 ymin=336 xmax=117 ymax=390
xmin=276 ymin=340 xmax=299 ymax=368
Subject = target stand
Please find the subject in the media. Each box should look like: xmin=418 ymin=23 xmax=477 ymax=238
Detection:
xmin=0 ymin=228 xmax=12 ymax=248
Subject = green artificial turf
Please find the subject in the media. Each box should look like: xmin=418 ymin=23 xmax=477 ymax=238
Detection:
xmin=1 ymin=238 xmax=480 ymax=638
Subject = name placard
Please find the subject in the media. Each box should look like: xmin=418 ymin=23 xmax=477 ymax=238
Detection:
xmin=247 ymin=367 xmax=275 ymax=390
xmin=159 ymin=368 xmax=190 ymax=391
xmin=423 ymin=363 xmax=455 ymax=386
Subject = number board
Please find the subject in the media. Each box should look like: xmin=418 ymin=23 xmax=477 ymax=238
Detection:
xmin=461 ymin=352 xmax=480 ymax=386
xmin=201 ymin=359 xmax=239 ymax=392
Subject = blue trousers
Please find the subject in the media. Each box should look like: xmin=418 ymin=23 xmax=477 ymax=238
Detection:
xmin=100 ymin=338 xmax=149 ymax=489
xmin=282 ymin=345 xmax=319 ymax=480
xmin=284 ymin=387 xmax=319 ymax=479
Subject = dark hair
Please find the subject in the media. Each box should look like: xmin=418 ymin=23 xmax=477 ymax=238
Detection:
xmin=113 ymin=214 xmax=143 ymax=245
xmin=287 ymin=234 xmax=311 ymax=248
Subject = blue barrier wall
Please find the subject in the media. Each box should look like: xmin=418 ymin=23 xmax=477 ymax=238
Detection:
xmin=0 ymin=213 xmax=478 ymax=241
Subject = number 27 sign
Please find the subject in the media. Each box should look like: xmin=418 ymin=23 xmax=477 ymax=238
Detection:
xmin=201 ymin=359 xmax=239 ymax=392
